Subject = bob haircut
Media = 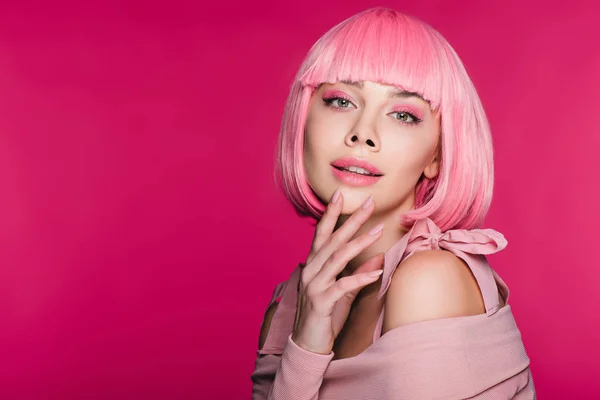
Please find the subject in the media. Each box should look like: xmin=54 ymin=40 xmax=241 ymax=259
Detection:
xmin=275 ymin=7 xmax=494 ymax=231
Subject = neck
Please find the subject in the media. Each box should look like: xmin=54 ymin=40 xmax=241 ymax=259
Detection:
xmin=335 ymin=201 xmax=413 ymax=276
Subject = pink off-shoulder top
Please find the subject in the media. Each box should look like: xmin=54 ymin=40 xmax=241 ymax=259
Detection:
xmin=251 ymin=218 xmax=536 ymax=399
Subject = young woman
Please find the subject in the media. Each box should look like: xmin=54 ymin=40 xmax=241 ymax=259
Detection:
xmin=251 ymin=7 xmax=535 ymax=399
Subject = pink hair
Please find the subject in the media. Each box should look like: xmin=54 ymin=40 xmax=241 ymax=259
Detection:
xmin=275 ymin=7 xmax=494 ymax=231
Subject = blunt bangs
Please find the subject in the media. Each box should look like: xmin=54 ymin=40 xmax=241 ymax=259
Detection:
xmin=299 ymin=9 xmax=444 ymax=111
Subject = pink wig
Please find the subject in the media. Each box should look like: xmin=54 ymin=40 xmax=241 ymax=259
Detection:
xmin=275 ymin=7 xmax=494 ymax=231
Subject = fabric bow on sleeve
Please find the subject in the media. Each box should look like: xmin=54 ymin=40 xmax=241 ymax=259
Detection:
xmin=377 ymin=218 xmax=508 ymax=315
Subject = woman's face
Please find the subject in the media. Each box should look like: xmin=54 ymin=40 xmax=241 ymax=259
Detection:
xmin=304 ymin=80 xmax=441 ymax=216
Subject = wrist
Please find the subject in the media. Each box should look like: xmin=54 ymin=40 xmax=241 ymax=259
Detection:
xmin=290 ymin=332 xmax=334 ymax=355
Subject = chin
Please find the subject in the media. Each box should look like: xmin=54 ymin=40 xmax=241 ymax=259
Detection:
xmin=336 ymin=188 xmax=373 ymax=214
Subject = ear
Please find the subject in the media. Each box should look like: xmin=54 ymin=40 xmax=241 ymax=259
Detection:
xmin=423 ymin=159 xmax=439 ymax=179
xmin=423 ymin=151 xmax=440 ymax=180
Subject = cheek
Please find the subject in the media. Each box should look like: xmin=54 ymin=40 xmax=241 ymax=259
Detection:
xmin=304 ymin=116 xmax=339 ymax=157
xmin=303 ymin=120 xmax=328 ymax=179
xmin=303 ymin=125 xmax=320 ymax=168
xmin=384 ymin=131 xmax=438 ymax=176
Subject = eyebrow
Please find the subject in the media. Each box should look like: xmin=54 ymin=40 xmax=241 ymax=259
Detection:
xmin=340 ymin=80 xmax=429 ymax=103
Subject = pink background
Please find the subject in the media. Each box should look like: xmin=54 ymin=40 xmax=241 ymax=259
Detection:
xmin=1 ymin=1 xmax=598 ymax=399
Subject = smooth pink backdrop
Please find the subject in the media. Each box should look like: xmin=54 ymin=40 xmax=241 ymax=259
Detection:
xmin=1 ymin=1 xmax=599 ymax=399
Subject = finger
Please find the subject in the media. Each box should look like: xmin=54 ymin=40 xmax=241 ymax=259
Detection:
xmin=308 ymin=195 xmax=376 ymax=270
xmin=351 ymin=253 xmax=385 ymax=277
xmin=330 ymin=253 xmax=384 ymax=328
xmin=337 ymin=253 xmax=384 ymax=303
xmin=312 ymin=224 xmax=384 ymax=286
xmin=325 ymin=269 xmax=384 ymax=306
xmin=307 ymin=189 xmax=343 ymax=265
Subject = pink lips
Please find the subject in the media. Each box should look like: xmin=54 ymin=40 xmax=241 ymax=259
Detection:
xmin=330 ymin=157 xmax=383 ymax=187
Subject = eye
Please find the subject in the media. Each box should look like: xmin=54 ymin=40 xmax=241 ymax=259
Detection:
xmin=323 ymin=96 xmax=356 ymax=109
xmin=390 ymin=111 xmax=421 ymax=125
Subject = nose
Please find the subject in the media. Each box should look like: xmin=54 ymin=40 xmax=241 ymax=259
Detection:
xmin=344 ymin=128 xmax=380 ymax=151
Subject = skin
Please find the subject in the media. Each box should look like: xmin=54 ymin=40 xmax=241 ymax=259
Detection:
xmin=303 ymin=80 xmax=441 ymax=272
xmin=259 ymin=80 xmax=487 ymax=359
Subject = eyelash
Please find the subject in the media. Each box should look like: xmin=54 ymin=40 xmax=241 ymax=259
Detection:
xmin=322 ymin=95 xmax=423 ymax=126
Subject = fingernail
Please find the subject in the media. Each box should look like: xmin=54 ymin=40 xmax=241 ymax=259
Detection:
xmin=361 ymin=195 xmax=373 ymax=209
xmin=368 ymin=223 xmax=384 ymax=236
xmin=331 ymin=189 xmax=340 ymax=204
xmin=368 ymin=270 xmax=383 ymax=278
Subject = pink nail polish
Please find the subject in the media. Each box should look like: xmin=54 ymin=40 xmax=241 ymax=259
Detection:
xmin=331 ymin=189 xmax=340 ymax=204
xmin=368 ymin=223 xmax=384 ymax=236
xmin=361 ymin=195 xmax=373 ymax=209
xmin=368 ymin=270 xmax=383 ymax=278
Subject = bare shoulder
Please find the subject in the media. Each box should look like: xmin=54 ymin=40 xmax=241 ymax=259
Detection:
xmin=382 ymin=249 xmax=485 ymax=334
xmin=258 ymin=301 xmax=279 ymax=350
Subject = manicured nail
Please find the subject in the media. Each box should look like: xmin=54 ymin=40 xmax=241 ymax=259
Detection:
xmin=331 ymin=189 xmax=340 ymax=204
xmin=361 ymin=195 xmax=374 ymax=209
xmin=368 ymin=223 xmax=384 ymax=236
xmin=368 ymin=270 xmax=383 ymax=278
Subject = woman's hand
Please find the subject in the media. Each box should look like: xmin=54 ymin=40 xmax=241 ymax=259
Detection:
xmin=291 ymin=190 xmax=385 ymax=355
